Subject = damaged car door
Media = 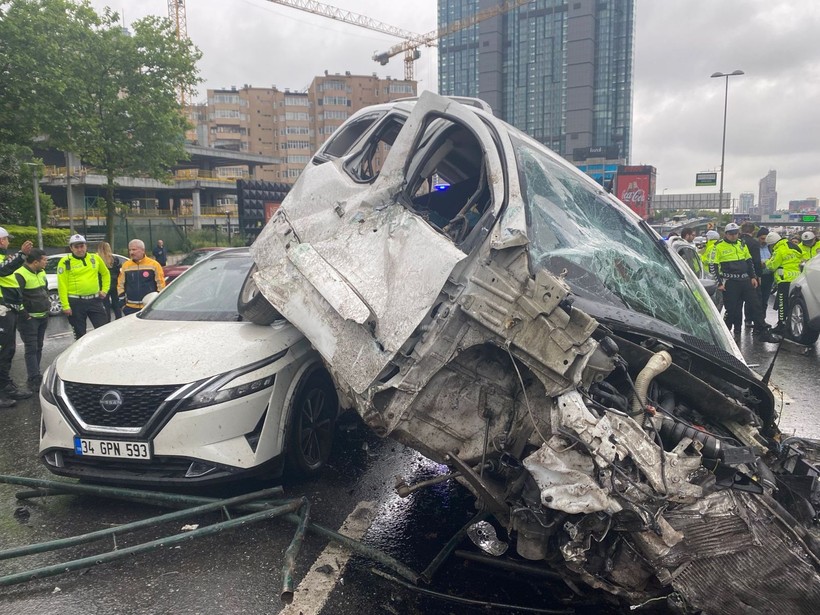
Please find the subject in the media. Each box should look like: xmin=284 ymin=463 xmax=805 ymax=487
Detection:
xmin=249 ymin=91 xmax=504 ymax=395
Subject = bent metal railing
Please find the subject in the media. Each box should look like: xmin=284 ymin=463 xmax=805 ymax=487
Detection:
xmin=0 ymin=475 xmax=418 ymax=604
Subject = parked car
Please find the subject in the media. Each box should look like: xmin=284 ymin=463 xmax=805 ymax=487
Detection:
xmin=788 ymin=255 xmax=820 ymax=345
xmin=162 ymin=247 xmax=224 ymax=283
xmin=242 ymin=92 xmax=820 ymax=612
xmin=39 ymin=248 xmax=339 ymax=485
xmin=45 ymin=253 xmax=128 ymax=316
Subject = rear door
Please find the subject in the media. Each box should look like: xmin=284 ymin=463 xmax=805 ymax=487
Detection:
xmin=252 ymin=91 xmax=505 ymax=393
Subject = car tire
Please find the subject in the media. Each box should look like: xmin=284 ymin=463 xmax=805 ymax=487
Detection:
xmin=788 ymin=297 xmax=819 ymax=346
xmin=237 ymin=264 xmax=281 ymax=325
xmin=285 ymin=369 xmax=338 ymax=477
xmin=48 ymin=290 xmax=63 ymax=317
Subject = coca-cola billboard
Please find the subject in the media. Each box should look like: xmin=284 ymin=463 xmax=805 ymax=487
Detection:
xmin=616 ymin=166 xmax=656 ymax=219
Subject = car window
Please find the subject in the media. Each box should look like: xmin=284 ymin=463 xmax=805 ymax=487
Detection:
xmin=403 ymin=116 xmax=493 ymax=246
xmin=320 ymin=112 xmax=385 ymax=159
xmin=510 ymin=132 xmax=728 ymax=348
xmin=178 ymin=251 xmax=211 ymax=267
xmin=344 ymin=115 xmax=406 ymax=182
xmin=141 ymin=253 xmax=251 ymax=322
xmin=45 ymin=257 xmax=62 ymax=275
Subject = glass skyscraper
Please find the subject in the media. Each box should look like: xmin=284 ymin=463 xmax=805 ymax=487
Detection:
xmin=438 ymin=0 xmax=635 ymax=161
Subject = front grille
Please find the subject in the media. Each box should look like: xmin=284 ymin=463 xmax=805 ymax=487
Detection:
xmin=62 ymin=382 xmax=181 ymax=428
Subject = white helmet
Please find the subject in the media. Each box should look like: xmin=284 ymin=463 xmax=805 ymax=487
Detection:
xmin=694 ymin=236 xmax=706 ymax=247
xmin=68 ymin=233 xmax=87 ymax=245
xmin=706 ymin=230 xmax=720 ymax=241
xmin=724 ymin=222 xmax=740 ymax=233
xmin=765 ymin=232 xmax=782 ymax=246
xmin=802 ymin=231 xmax=816 ymax=242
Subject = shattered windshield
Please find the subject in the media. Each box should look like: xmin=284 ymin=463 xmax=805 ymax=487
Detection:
xmin=511 ymin=134 xmax=725 ymax=347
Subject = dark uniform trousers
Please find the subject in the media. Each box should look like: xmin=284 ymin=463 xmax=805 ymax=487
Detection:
xmin=0 ymin=309 xmax=17 ymax=388
xmin=724 ymin=277 xmax=764 ymax=332
xmin=18 ymin=315 xmax=47 ymax=380
xmin=68 ymin=297 xmax=109 ymax=339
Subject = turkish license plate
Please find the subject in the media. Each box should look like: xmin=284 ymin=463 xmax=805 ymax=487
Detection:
xmin=73 ymin=436 xmax=152 ymax=460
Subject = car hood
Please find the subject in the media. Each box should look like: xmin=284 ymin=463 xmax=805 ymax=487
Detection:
xmin=54 ymin=317 xmax=303 ymax=385
xmin=162 ymin=265 xmax=188 ymax=275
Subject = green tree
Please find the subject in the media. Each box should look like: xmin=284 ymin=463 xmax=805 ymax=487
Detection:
xmin=0 ymin=0 xmax=201 ymax=243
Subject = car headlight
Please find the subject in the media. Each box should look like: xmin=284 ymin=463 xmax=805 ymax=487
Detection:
xmin=179 ymin=373 xmax=275 ymax=411
xmin=174 ymin=350 xmax=287 ymax=412
xmin=41 ymin=365 xmax=60 ymax=405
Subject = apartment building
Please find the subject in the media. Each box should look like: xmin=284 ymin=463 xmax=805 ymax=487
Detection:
xmin=192 ymin=73 xmax=417 ymax=183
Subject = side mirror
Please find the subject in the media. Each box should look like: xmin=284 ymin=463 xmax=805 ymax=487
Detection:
xmin=141 ymin=292 xmax=159 ymax=308
xmin=701 ymin=278 xmax=717 ymax=297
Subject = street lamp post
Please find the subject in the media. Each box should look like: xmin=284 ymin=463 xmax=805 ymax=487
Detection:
xmin=711 ymin=70 xmax=744 ymax=225
xmin=23 ymin=163 xmax=44 ymax=249
xmin=224 ymin=211 xmax=231 ymax=246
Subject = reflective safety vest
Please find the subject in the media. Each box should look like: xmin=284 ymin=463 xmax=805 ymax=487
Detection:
xmin=702 ymin=239 xmax=718 ymax=265
xmin=0 ymin=251 xmax=26 ymax=308
xmin=800 ymin=242 xmax=819 ymax=262
xmin=14 ymin=265 xmax=49 ymax=318
xmin=57 ymin=253 xmax=110 ymax=311
xmin=710 ymin=239 xmax=754 ymax=284
xmin=767 ymin=240 xmax=802 ymax=283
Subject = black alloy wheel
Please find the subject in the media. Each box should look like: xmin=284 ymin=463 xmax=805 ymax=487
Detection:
xmin=286 ymin=369 xmax=338 ymax=476
xmin=788 ymin=297 xmax=819 ymax=346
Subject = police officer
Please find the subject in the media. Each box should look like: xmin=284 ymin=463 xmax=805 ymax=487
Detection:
xmin=710 ymin=223 xmax=779 ymax=342
xmin=15 ymin=249 xmax=49 ymax=389
xmin=765 ymin=232 xmax=802 ymax=335
xmin=703 ymin=229 xmax=723 ymax=312
xmin=57 ymin=234 xmax=110 ymax=339
xmin=800 ymin=231 xmax=818 ymax=264
xmin=0 ymin=226 xmax=34 ymax=405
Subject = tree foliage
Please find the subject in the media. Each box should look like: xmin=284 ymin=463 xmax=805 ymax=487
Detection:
xmin=0 ymin=0 xmax=201 ymax=241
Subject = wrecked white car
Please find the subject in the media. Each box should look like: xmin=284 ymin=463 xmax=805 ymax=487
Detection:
xmin=242 ymin=92 xmax=820 ymax=613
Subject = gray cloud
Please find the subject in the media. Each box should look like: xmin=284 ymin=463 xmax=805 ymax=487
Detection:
xmin=94 ymin=0 xmax=817 ymax=205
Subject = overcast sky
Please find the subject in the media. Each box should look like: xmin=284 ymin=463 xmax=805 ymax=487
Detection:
xmin=90 ymin=0 xmax=819 ymax=206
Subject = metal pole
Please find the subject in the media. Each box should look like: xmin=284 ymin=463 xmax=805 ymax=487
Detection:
xmin=718 ymin=74 xmax=728 ymax=225
xmin=65 ymin=151 xmax=75 ymax=234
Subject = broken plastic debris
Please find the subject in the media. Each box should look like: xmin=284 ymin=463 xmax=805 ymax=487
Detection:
xmin=467 ymin=520 xmax=508 ymax=556
xmin=181 ymin=524 xmax=199 ymax=531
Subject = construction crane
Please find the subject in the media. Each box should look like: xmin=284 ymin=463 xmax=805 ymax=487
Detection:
xmin=263 ymin=0 xmax=531 ymax=81
xmin=168 ymin=0 xmax=189 ymax=105
xmin=262 ymin=0 xmax=432 ymax=81
xmin=372 ymin=0 xmax=531 ymax=79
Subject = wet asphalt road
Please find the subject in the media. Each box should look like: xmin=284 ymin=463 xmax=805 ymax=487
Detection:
xmin=0 ymin=309 xmax=817 ymax=615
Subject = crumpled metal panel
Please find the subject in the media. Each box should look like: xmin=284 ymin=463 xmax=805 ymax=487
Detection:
xmin=523 ymin=439 xmax=623 ymax=514
xmin=253 ymin=205 xmax=465 ymax=394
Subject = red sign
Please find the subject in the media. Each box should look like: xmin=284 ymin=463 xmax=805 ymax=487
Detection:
xmin=616 ymin=173 xmax=651 ymax=219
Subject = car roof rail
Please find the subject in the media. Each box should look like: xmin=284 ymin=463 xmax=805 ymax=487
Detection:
xmin=392 ymin=95 xmax=494 ymax=114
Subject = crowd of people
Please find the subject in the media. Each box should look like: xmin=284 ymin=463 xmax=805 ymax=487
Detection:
xmin=673 ymin=222 xmax=818 ymax=344
xmin=0 ymin=232 xmax=167 ymax=407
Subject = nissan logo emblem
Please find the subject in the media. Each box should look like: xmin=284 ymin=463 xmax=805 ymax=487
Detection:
xmin=100 ymin=390 xmax=123 ymax=413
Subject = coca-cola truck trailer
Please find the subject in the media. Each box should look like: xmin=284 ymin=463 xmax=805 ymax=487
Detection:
xmin=615 ymin=165 xmax=656 ymax=220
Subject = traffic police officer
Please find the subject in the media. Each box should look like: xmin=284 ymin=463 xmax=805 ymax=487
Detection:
xmin=765 ymin=232 xmax=802 ymax=335
xmin=57 ymin=234 xmax=110 ymax=339
xmin=15 ymin=248 xmax=50 ymax=389
xmin=702 ymin=229 xmax=723 ymax=311
xmin=0 ymin=226 xmax=34 ymax=404
xmin=800 ymin=231 xmax=818 ymax=263
xmin=710 ymin=223 xmax=779 ymax=342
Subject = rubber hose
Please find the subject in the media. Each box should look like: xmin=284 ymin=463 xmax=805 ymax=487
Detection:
xmin=630 ymin=350 xmax=673 ymax=416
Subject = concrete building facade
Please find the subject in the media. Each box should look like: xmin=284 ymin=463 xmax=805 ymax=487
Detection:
xmin=758 ymin=170 xmax=777 ymax=215
xmin=738 ymin=192 xmax=754 ymax=214
xmin=437 ymin=0 xmax=635 ymax=161
xmin=191 ymin=73 xmax=417 ymax=183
